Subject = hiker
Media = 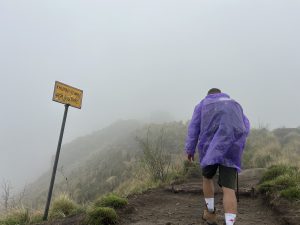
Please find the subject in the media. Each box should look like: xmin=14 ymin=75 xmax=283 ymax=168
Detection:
xmin=185 ymin=88 xmax=250 ymax=225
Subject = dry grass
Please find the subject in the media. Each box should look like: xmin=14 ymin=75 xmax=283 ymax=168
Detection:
xmin=0 ymin=207 xmax=43 ymax=225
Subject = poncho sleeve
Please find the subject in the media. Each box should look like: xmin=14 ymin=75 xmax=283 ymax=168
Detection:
xmin=185 ymin=102 xmax=202 ymax=156
xmin=243 ymin=114 xmax=250 ymax=135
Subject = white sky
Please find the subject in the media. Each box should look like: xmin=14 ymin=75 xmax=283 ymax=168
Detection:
xmin=0 ymin=0 xmax=299 ymax=189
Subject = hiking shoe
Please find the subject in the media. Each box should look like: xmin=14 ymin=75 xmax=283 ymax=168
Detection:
xmin=202 ymin=209 xmax=217 ymax=225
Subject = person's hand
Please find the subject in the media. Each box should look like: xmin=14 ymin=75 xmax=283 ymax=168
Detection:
xmin=187 ymin=154 xmax=194 ymax=162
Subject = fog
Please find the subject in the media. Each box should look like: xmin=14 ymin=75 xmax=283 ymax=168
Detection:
xmin=1 ymin=0 xmax=299 ymax=190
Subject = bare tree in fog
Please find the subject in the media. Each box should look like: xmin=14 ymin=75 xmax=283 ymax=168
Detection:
xmin=1 ymin=180 xmax=12 ymax=211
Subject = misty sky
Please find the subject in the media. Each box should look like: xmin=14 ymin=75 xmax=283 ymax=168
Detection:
xmin=1 ymin=0 xmax=299 ymax=190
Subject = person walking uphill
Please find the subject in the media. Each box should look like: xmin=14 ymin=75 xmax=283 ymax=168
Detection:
xmin=185 ymin=88 xmax=250 ymax=225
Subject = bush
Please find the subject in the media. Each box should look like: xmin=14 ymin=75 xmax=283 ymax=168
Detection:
xmin=49 ymin=194 xmax=79 ymax=219
xmin=137 ymin=128 xmax=171 ymax=181
xmin=280 ymin=187 xmax=300 ymax=200
xmin=259 ymin=165 xmax=300 ymax=201
xmin=0 ymin=207 xmax=30 ymax=225
xmin=0 ymin=208 xmax=44 ymax=225
xmin=85 ymin=207 xmax=117 ymax=225
xmin=259 ymin=174 xmax=297 ymax=193
xmin=94 ymin=194 xmax=128 ymax=209
xmin=260 ymin=165 xmax=297 ymax=183
xmin=183 ymin=161 xmax=202 ymax=178
xmin=242 ymin=129 xmax=283 ymax=168
xmin=0 ymin=208 xmax=31 ymax=225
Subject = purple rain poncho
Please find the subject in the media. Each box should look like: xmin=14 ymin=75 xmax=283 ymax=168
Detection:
xmin=185 ymin=93 xmax=250 ymax=172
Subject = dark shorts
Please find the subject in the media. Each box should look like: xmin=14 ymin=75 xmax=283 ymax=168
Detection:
xmin=202 ymin=164 xmax=237 ymax=190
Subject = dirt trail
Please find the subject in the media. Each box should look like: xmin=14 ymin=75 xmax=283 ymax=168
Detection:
xmin=37 ymin=169 xmax=298 ymax=225
xmin=117 ymin=169 xmax=287 ymax=225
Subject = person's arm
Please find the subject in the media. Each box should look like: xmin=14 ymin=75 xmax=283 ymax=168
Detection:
xmin=185 ymin=103 xmax=202 ymax=160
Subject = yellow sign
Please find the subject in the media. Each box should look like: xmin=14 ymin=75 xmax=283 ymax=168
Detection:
xmin=52 ymin=81 xmax=83 ymax=109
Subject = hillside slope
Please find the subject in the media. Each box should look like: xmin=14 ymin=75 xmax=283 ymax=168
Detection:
xmin=25 ymin=123 xmax=300 ymax=210
xmin=26 ymin=120 xmax=187 ymax=207
xmin=26 ymin=120 xmax=142 ymax=207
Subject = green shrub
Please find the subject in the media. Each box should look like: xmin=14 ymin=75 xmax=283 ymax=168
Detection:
xmin=258 ymin=180 xmax=274 ymax=193
xmin=259 ymin=174 xmax=297 ymax=192
xmin=280 ymin=187 xmax=300 ymax=200
xmin=259 ymin=165 xmax=300 ymax=201
xmin=260 ymin=165 xmax=297 ymax=183
xmin=94 ymin=194 xmax=128 ymax=209
xmin=85 ymin=207 xmax=117 ymax=225
xmin=272 ymin=174 xmax=298 ymax=187
xmin=0 ymin=207 xmax=30 ymax=225
xmin=49 ymin=194 xmax=79 ymax=219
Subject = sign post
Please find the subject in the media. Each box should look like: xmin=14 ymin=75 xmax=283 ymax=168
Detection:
xmin=43 ymin=81 xmax=83 ymax=221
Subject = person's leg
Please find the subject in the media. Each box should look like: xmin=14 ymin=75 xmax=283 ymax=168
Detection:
xmin=223 ymin=186 xmax=237 ymax=213
xmin=203 ymin=177 xmax=214 ymax=197
xmin=202 ymin=165 xmax=218 ymax=210
xmin=203 ymin=177 xmax=215 ymax=212
xmin=219 ymin=165 xmax=237 ymax=225
xmin=202 ymin=165 xmax=218 ymax=225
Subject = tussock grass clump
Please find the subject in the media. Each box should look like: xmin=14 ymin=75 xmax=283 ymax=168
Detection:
xmin=0 ymin=207 xmax=30 ymax=225
xmin=85 ymin=207 xmax=117 ymax=225
xmin=280 ymin=187 xmax=300 ymax=200
xmin=0 ymin=208 xmax=43 ymax=225
xmin=260 ymin=165 xmax=297 ymax=183
xmin=115 ymin=177 xmax=161 ymax=197
xmin=259 ymin=165 xmax=300 ymax=201
xmin=49 ymin=194 xmax=79 ymax=219
xmin=29 ymin=210 xmax=43 ymax=223
xmin=94 ymin=194 xmax=128 ymax=209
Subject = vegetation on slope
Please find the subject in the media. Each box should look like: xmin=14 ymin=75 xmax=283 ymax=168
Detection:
xmin=94 ymin=194 xmax=128 ymax=209
xmin=0 ymin=208 xmax=43 ymax=225
xmin=85 ymin=207 xmax=117 ymax=225
xmin=259 ymin=165 xmax=300 ymax=201
xmin=1 ymin=121 xmax=299 ymax=224
xmin=49 ymin=194 xmax=80 ymax=219
xmin=243 ymin=127 xmax=300 ymax=168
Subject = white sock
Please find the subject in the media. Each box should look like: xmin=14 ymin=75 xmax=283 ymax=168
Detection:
xmin=225 ymin=213 xmax=236 ymax=225
xmin=204 ymin=198 xmax=214 ymax=212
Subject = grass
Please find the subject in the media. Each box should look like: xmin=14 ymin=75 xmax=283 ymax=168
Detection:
xmin=115 ymin=158 xmax=200 ymax=197
xmin=182 ymin=160 xmax=202 ymax=178
xmin=85 ymin=207 xmax=117 ymax=225
xmin=94 ymin=194 xmax=128 ymax=209
xmin=0 ymin=198 xmax=118 ymax=225
xmin=85 ymin=194 xmax=127 ymax=225
xmin=0 ymin=207 xmax=30 ymax=225
xmin=280 ymin=187 xmax=300 ymax=200
xmin=49 ymin=194 xmax=80 ymax=219
xmin=259 ymin=165 xmax=300 ymax=201
xmin=0 ymin=207 xmax=43 ymax=225
xmin=28 ymin=210 xmax=43 ymax=224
